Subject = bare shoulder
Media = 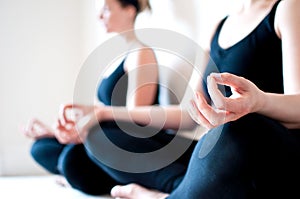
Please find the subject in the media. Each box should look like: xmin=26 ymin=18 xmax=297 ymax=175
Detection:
xmin=276 ymin=0 xmax=300 ymax=20
xmin=277 ymin=0 xmax=300 ymax=9
xmin=275 ymin=0 xmax=300 ymax=37
xmin=137 ymin=45 xmax=156 ymax=59
xmin=125 ymin=44 xmax=158 ymax=71
xmin=135 ymin=45 xmax=157 ymax=64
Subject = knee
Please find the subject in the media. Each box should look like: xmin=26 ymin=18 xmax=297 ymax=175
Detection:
xmin=57 ymin=144 xmax=79 ymax=176
xmin=30 ymin=138 xmax=62 ymax=174
xmin=56 ymin=144 xmax=107 ymax=195
xmin=30 ymin=139 xmax=43 ymax=161
xmin=30 ymin=138 xmax=51 ymax=160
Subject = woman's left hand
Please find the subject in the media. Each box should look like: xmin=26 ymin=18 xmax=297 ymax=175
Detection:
xmin=53 ymin=119 xmax=82 ymax=144
xmin=54 ymin=103 xmax=99 ymax=144
xmin=189 ymin=72 xmax=264 ymax=129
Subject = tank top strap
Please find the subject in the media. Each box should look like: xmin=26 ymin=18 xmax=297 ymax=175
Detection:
xmin=268 ymin=0 xmax=282 ymax=27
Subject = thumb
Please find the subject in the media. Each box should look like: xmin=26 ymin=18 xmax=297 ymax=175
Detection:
xmin=210 ymin=72 xmax=247 ymax=89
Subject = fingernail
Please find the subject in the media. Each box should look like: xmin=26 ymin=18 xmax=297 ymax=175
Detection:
xmin=211 ymin=73 xmax=222 ymax=80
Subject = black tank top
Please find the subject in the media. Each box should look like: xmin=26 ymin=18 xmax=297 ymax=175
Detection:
xmin=97 ymin=59 xmax=128 ymax=106
xmin=204 ymin=0 xmax=283 ymax=97
xmin=97 ymin=58 xmax=159 ymax=106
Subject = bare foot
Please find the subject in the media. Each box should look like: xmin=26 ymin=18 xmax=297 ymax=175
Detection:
xmin=22 ymin=118 xmax=54 ymax=139
xmin=110 ymin=183 xmax=169 ymax=199
xmin=55 ymin=175 xmax=71 ymax=188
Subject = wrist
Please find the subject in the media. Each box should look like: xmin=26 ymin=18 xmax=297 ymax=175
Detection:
xmin=254 ymin=90 xmax=268 ymax=113
xmin=94 ymin=105 xmax=111 ymax=122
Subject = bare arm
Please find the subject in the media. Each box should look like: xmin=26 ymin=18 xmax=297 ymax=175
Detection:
xmin=190 ymin=0 xmax=300 ymax=130
xmin=257 ymin=93 xmax=300 ymax=129
xmin=258 ymin=0 xmax=300 ymax=128
xmin=96 ymin=105 xmax=197 ymax=131
xmin=95 ymin=47 xmax=211 ymax=131
xmin=58 ymin=40 xmax=210 ymax=137
xmin=125 ymin=47 xmax=159 ymax=108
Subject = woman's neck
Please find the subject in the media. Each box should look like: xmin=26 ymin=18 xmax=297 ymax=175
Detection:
xmin=122 ymin=30 xmax=137 ymax=42
xmin=242 ymin=0 xmax=278 ymax=10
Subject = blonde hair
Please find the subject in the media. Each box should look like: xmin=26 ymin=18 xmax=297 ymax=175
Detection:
xmin=137 ymin=0 xmax=151 ymax=13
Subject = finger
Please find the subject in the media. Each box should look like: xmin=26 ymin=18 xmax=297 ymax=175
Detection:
xmin=54 ymin=120 xmax=70 ymax=144
xmin=187 ymin=101 xmax=200 ymax=124
xmin=207 ymin=75 xmax=226 ymax=109
xmin=33 ymin=119 xmax=51 ymax=131
xmin=23 ymin=119 xmax=41 ymax=137
xmin=32 ymin=120 xmax=52 ymax=135
xmin=211 ymin=72 xmax=248 ymax=91
xmin=22 ymin=126 xmax=32 ymax=137
xmin=57 ymin=119 xmax=82 ymax=143
xmin=55 ymin=119 xmax=68 ymax=133
xmin=195 ymin=92 xmax=227 ymax=126
xmin=194 ymin=92 xmax=216 ymax=124
xmin=189 ymin=100 xmax=213 ymax=129
xmin=32 ymin=119 xmax=43 ymax=127
xmin=56 ymin=116 xmax=75 ymax=131
xmin=59 ymin=104 xmax=74 ymax=126
xmin=26 ymin=118 xmax=39 ymax=132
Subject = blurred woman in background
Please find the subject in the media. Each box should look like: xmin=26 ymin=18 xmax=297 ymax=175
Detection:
xmin=23 ymin=0 xmax=159 ymax=195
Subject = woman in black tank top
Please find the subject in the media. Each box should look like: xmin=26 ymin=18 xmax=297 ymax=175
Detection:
xmin=24 ymin=0 xmax=164 ymax=196
xmin=109 ymin=0 xmax=300 ymax=198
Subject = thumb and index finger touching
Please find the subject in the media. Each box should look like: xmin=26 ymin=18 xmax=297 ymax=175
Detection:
xmin=206 ymin=72 xmax=246 ymax=111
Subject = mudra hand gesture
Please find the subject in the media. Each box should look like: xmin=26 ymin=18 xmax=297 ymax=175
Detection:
xmin=54 ymin=104 xmax=100 ymax=144
xmin=189 ymin=72 xmax=264 ymax=129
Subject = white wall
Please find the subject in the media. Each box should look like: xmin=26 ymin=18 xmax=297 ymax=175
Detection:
xmin=0 ymin=0 xmax=236 ymax=176
xmin=0 ymin=0 xmax=91 ymax=176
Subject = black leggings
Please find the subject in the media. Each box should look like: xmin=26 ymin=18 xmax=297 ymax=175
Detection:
xmin=167 ymin=113 xmax=300 ymax=199
xmin=84 ymin=121 xmax=197 ymax=193
xmin=30 ymin=139 xmax=117 ymax=195
xmin=30 ymin=121 xmax=196 ymax=195
xmin=31 ymin=114 xmax=300 ymax=198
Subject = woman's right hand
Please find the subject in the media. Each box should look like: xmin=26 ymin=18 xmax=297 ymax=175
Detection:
xmin=189 ymin=72 xmax=265 ymax=129
xmin=22 ymin=118 xmax=54 ymax=139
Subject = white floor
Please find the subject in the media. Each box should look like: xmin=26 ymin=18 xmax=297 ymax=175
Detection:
xmin=0 ymin=175 xmax=112 ymax=199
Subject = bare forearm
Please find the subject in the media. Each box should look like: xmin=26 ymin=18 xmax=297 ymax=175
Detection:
xmin=257 ymin=93 xmax=300 ymax=128
xmin=97 ymin=105 xmax=197 ymax=131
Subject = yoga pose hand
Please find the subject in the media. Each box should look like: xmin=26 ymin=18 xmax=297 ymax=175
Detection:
xmin=54 ymin=103 xmax=100 ymax=144
xmin=22 ymin=118 xmax=55 ymax=139
xmin=189 ymin=72 xmax=264 ymax=129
